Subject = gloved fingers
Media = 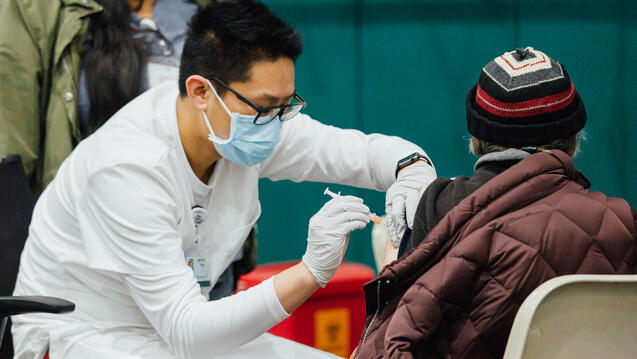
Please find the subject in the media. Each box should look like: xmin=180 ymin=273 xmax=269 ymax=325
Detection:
xmin=344 ymin=219 xmax=369 ymax=233
xmin=323 ymin=198 xmax=370 ymax=217
xmin=337 ymin=195 xmax=364 ymax=204
xmin=322 ymin=195 xmax=363 ymax=210
xmin=386 ymin=194 xmax=406 ymax=244
xmin=405 ymin=189 xmax=421 ymax=229
xmin=324 ymin=195 xmax=364 ymax=208
xmin=390 ymin=194 xmax=407 ymax=228
xmin=333 ymin=211 xmax=371 ymax=226
xmin=344 ymin=202 xmax=371 ymax=215
xmin=385 ymin=203 xmax=396 ymax=243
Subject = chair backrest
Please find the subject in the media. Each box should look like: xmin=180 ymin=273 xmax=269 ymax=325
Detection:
xmin=0 ymin=156 xmax=34 ymax=296
xmin=503 ymin=274 xmax=637 ymax=359
xmin=0 ymin=155 xmax=34 ymax=358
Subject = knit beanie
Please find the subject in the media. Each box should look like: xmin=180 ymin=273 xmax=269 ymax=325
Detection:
xmin=466 ymin=47 xmax=586 ymax=147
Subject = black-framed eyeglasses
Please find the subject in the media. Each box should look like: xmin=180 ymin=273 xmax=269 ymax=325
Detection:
xmin=210 ymin=77 xmax=307 ymax=125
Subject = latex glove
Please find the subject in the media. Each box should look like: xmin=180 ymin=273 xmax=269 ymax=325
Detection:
xmin=302 ymin=195 xmax=371 ymax=287
xmin=385 ymin=161 xmax=436 ymax=247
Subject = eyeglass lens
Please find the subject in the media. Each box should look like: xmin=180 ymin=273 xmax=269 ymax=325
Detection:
xmin=254 ymin=103 xmax=304 ymax=124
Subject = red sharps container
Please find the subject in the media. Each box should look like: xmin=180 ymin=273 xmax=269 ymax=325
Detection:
xmin=236 ymin=261 xmax=375 ymax=358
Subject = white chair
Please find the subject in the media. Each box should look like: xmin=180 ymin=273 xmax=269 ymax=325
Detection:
xmin=503 ymin=274 xmax=637 ymax=359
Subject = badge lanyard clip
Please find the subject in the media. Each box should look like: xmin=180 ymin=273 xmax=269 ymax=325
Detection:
xmin=191 ymin=205 xmax=208 ymax=243
xmin=187 ymin=206 xmax=211 ymax=289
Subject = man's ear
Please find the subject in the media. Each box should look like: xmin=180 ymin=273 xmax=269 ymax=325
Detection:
xmin=185 ymin=75 xmax=210 ymax=111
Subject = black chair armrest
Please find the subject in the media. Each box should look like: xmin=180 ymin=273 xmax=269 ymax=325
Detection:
xmin=0 ymin=296 xmax=75 ymax=317
xmin=1 ymin=155 xmax=22 ymax=164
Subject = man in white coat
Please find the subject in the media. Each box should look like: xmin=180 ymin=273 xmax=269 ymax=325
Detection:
xmin=12 ymin=1 xmax=436 ymax=358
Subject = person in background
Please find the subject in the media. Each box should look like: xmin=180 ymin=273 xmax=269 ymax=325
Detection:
xmin=11 ymin=1 xmax=436 ymax=358
xmin=0 ymin=0 xmax=206 ymax=196
xmin=354 ymin=47 xmax=637 ymax=359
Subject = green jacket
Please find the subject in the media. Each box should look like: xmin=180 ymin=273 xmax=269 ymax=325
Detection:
xmin=0 ymin=0 xmax=212 ymax=195
xmin=0 ymin=0 xmax=102 ymax=195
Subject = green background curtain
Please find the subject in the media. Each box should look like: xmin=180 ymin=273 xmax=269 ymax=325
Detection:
xmin=256 ymin=0 xmax=637 ymax=269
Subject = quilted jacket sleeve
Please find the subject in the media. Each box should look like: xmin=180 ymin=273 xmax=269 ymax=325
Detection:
xmin=383 ymin=236 xmax=486 ymax=358
xmin=385 ymin=226 xmax=498 ymax=358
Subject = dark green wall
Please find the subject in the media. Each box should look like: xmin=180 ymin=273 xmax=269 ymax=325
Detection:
xmin=256 ymin=0 xmax=637 ymax=269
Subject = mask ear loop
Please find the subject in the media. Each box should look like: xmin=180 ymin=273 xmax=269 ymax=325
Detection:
xmin=202 ymin=79 xmax=234 ymax=144
xmin=205 ymin=79 xmax=233 ymax=115
xmin=202 ymin=111 xmax=232 ymax=144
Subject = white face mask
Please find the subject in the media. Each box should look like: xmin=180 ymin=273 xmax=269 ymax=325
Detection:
xmin=202 ymin=79 xmax=282 ymax=166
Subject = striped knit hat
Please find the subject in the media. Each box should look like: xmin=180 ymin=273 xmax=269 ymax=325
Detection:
xmin=466 ymin=47 xmax=586 ymax=147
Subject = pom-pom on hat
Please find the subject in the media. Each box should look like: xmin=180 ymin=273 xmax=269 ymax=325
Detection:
xmin=466 ymin=47 xmax=586 ymax=147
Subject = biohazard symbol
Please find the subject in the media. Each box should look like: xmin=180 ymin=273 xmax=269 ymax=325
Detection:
xmin=314 ymin=308 xmax=350 ymax=357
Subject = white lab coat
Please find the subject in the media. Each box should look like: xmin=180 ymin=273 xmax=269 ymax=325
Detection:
xmin=12 ymin=83 xmax=432 ymax=359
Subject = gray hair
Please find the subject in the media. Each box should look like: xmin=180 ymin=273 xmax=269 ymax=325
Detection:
xmin=468 ymin=131 xmax=587 ymax=158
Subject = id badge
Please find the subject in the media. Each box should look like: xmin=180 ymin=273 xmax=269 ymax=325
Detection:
xmin=147 ymin=62 xmax=179 ymax=88
xmin=185 ymin=243 xmax=212 ymax=289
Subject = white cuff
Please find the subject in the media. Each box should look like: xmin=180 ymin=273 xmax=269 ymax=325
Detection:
xmin=372 ymin=137 xmax=425 ymax=190
xmin=262 ymin=277 xmax=290 ymax=320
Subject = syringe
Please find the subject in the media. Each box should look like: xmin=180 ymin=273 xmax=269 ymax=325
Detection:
xmin=323 ymin=187 xmax=382 ymax=224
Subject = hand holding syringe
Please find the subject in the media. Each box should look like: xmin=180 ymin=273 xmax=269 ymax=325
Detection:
xmin=303 ymin=188 xmax=374 ymax=287
xmin=323 ymin=187 xmax=382 ymax=224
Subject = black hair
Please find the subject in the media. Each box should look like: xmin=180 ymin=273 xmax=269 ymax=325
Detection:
xmin=84 ymin=0 xmax=145 ymax=135
xmin=178 ymin=0 xmax=302 ymax=97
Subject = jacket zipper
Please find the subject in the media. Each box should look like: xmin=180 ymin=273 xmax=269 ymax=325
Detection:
xmin=356 ymin=279 xmax=383 ymax=358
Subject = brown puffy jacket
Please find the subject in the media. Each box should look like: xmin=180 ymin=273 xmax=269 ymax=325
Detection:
xmin=354 ymin=150 xmax=637 ymax=359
